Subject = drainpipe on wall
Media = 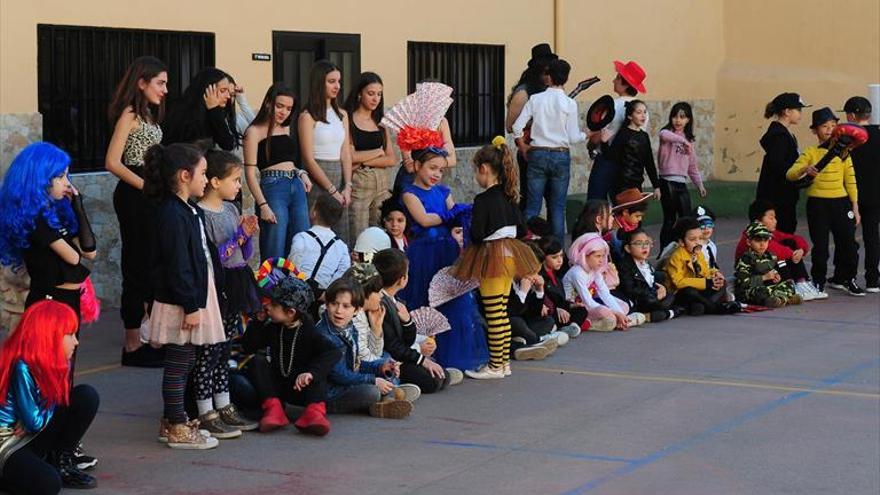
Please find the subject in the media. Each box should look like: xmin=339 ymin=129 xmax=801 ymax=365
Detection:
xmin=553 ymin=0 xmax=562 ymax=55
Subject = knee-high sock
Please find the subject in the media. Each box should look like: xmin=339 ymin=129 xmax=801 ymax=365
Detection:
xmin=479 ymin=275 xmax=512 ymax=369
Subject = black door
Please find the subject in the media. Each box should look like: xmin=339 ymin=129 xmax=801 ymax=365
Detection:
xmin=272 ymin=31 xmax=360 ymax=102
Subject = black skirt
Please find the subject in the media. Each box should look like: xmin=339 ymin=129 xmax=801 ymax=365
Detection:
xmin=223 ymin=266 xmax=261 ymax=316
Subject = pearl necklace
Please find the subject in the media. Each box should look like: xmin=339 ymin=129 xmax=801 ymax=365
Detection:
xmin=278 ymin=322 xmax=302 ymax=378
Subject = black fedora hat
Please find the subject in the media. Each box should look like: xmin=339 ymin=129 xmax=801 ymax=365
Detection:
xmin=810 ymin=107 xmax=839 ymax=129
xmin=586 ymin=95 xmax=616 ymax=131
xmin=528 ymin=43 xmax=558 ymax=67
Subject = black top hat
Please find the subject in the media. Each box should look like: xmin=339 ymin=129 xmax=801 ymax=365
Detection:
xmin=810 ymin=107 xmax=839 ymax=129
xmin=528 ymin=43 xmax=558 ymax=67
xmin=586 ymin=95 xmax=616 ymax=131
xmin=842 ymin=96 xmax=872 ymax=114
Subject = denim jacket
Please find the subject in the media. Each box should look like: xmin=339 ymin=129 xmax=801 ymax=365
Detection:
xmin=315 ymin=316 xmax=388 ymax=398
xmin=1 ymin=360 xmax=53 ymax=468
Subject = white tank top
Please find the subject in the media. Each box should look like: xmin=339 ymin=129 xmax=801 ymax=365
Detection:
xmin=313 ymin=107 xmax=345 ymax=160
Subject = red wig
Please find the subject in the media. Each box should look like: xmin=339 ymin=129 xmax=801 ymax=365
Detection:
xmin=0 ymin=300 xmax=78 ymax=407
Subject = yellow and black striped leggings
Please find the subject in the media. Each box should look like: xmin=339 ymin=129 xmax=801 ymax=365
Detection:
xmin=479 ymin=273 xmax=513 ymax=369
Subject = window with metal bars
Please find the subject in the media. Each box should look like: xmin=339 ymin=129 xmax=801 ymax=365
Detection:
xmin=37 ymin=24 xmax=215 ymax=173
xmin=407 ymin=42 xmax=505 ymax=147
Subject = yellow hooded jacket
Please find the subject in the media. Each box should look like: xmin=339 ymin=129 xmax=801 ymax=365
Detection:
xmin=786 ymin=145 xmax=858 ymax=202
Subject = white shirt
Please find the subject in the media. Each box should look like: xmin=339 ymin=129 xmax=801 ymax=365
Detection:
xmin=562 ymin=265 xmax=626 ymax=314
xmin=512 ymin=88 xmax=586 ymax=148
xmin=635 ymin=260 xmax=655 ymax=286
xmin=313 ymin=108 xmax=345 ymax=161
xmin=289 ymin=225 xmax=351 ymax=289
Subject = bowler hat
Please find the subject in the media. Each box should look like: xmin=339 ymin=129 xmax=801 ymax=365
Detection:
xmin=528 ymin=43 xmax=558 ymax=67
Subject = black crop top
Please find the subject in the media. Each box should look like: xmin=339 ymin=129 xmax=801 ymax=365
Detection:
xmin=22 ymin=217 xmax=90 ymax=289
xmin=256 ymin=134 xmax=298 ymax=170
xmin=350 ymin=122 xmax=385 ymax=151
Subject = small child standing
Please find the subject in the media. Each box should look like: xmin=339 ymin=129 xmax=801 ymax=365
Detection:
xmin=657 ymin=102 xmax=707 ymax=249
xmin=193 ymin=150 xmax=261 ymax=437
xmin=664 ymin=217 xmax=739 ymax=315
xmin=144 ymin=143 xmax=224 ymax=450
xmin=563 ymin=232 xmax=645 ymax=331
xmin=785 ymin=107 xmax=862 ymax=296
xmin=451 ymin=137 xmax=540 ymax=379
xmin=734 ymin=222 xmax=801 ymax=308
xmin=615 ymin=229 xmax=683 ymax=322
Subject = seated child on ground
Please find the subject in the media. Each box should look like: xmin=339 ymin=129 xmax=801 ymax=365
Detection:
xmin=536 ymin=236 xmax=590 ymax=332
xmin=664 ymin=217 xmax=740 ymax=315
xmin=734 ymin=222 xmax=802 ymax=308
xmin=238 ymin=276 xmax=341 ymax=436
xmin=372 ymin=248 xmax=463 ymax=393
xmin=289 ymin=193 xmax=351 ymax=299
xmin=507 ymin=274 xmax=562 ymax=361
xmin=316 ymin=278 xmax=416 ymax=419
xmin=614 ymin=229 xmax=685 ymax=322
xmin=735 ymin=199 xmax=823 ymax=300
xmin=606 ymin=189 xmax=652 ymax=264
xmin=563 ymin=232 xmax=645 ymax=331
xmin=345 ymin=263 xmax=388 ymax=363
xmin=693 ymin=206 xmax=719 ymax=270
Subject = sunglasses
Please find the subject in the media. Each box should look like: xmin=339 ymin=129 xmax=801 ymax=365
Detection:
xmin=700 ymin=222 xmax=715 ymax=230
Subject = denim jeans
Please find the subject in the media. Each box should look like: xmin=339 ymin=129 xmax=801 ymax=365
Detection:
xmin=524 ymin=149 xmax=571 ymax=243
xmin=258 ymin=175 xmax=310 ymax=261
xmin=325 ymin=383 xmax=380 ymax=414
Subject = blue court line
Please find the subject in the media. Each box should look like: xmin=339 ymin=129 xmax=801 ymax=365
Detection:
xmin=558 ymin=357 xmax=880 ymax=495
xmin=735 ymin=313 xmax=880 ymax=327
xmin=423 ymin=440 xmax=637 ymax=464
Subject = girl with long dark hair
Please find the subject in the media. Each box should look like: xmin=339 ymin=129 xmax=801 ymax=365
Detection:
xmin=105 ymin=55 xmax=168 ymax=367
xmin=344 ymin=72 xmax=397 ymax=237
xmin=299 ymin=60 xmax=354 ymax=244
xmin=244 ymin=83 xmax=312 ymax=260
xmin=162 ymin=67 xmax=238 ymax=151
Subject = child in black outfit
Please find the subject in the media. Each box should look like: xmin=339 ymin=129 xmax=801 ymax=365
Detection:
xmin=536 ymin=236 xmax=589 ymax=332
xmin=615 ymin=229 xmax=684 ymax=322
xmin=240 ymin=276 xmax=341 ymax=436
xmin=507 ymin=274 xmax=560 ymax=361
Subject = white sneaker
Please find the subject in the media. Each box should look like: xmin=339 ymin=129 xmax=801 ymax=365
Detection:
xmin=811 ymin=282 xmax=829 ymax=300
xmin=396 ymin=384 xmax=422 ymax=403
xmin=465 ymin=365 xmax=505 ymax=380
xmin=590 ymin=317 xmax=616 ymax=332
xmin=445 ymin=368 xmax=464 ymax=386
xmin=541 ymin=331 xmax=568 ymax=347
xmin=559 ymin=323 xmax=582 ymax=339
xmin=503 ymin=363 xmax=512 ymax=377
xmin=795 ymin=282 xmax=817 ymax=301
xmin=514 ymin=344 xmax=550 ymax=361
xmin=626 ymin=312 xmax=646 ymax=327
xmin=866 ymin=286 xmax=880 ymax=294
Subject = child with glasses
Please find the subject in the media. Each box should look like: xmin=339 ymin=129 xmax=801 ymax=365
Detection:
xmin=615 ymin=229 xmax=685 ymax=322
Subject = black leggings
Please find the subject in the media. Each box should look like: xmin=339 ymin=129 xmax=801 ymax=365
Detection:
xmin=807 ymin=197 xmax=858 ymax=284
xmin=674 ymin=287 xmax=725 ymax=314
xmin=659 ymin=179 xmax=693 ymax=249
xmin=192 ymin=313 xmax=238 ymax=402
xmin=0 ymin=384 xmax=99 ymax=495
xmin=163 ymin=344 xmax=196 ymax=424
xmin=113 ymin=180 xmax=154 ymax=330
xmin=399 ymin=362 xmax=445 ymax=394
xmin=248 ymin=354 xmax=327 ymax=406
xmin=631 ymin=296 xmax=675 ymax=322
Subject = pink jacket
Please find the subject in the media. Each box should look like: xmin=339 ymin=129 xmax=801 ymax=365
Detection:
xmin=657 ymin=130 xmax=703 ymax=189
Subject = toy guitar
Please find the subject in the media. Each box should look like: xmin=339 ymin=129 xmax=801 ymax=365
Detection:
xmin=792 ymin=123 xmax=869 ymax=189
xmin=521 ymin=76 xmax=601 ymax=145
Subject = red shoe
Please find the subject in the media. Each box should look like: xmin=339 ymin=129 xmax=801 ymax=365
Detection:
xmin=259 ymin=398 xmax=289 ymax=432
xmin=294 ymin=402 xmax=330 ymax=436
xmin=580 ymin=319 xmax=592 ymax=332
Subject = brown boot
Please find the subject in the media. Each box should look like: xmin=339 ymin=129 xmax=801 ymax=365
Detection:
xmin=369 ymin=398 xmax=413 ymax=419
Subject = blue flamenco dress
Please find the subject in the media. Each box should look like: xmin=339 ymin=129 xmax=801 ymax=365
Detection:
xmin=398 ymin=183 xmax=488 ymax=371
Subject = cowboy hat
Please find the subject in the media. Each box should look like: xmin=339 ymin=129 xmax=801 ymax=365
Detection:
xmin=611 ymin=188 xmax=652 ymax=212
xmin=613 ymin=60 xmax=647 ymax=93
xmin=586 ymin=95 xmax=616 ymax=131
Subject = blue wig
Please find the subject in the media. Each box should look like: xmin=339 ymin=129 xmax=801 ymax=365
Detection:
xmin=0 ymin=142 xmax=78 ymax=268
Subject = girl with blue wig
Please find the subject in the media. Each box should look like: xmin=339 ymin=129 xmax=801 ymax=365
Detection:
xmin=0 ymin=142 xmax=97 ymax=317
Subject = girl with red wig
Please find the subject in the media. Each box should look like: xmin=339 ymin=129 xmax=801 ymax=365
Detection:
xmin=0 ymin=300 xmax=99 ymax=493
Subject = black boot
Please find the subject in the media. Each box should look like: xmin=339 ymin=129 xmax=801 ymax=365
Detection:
xmin=50 ymin=450 xmax=98 ymax=489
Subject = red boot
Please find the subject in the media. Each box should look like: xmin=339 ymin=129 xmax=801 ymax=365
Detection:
xmin=580 ymin=319 xmax=592 ymax=332
xmin=294 ymin=402 xmax=330 ymax=436
xmin=260 ymin=398 xmax=289 ymax=432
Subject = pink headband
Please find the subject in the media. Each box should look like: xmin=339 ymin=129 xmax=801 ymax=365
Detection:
xmin=568 ymin=232 xmax=609 ymax=270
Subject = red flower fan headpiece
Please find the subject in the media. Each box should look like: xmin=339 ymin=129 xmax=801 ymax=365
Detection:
xmin=381 ymin=82 xmax=454 ymax=152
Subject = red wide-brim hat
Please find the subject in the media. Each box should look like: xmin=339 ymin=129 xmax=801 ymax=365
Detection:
xmin=613 ymin=60 xmax=647 ymax=93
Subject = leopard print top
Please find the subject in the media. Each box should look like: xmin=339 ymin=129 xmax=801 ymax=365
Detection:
xmin=122 ymin=116 xmax=162 ymax=168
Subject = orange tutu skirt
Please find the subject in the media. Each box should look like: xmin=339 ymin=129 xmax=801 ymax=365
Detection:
xmin=450 ymin=238 xmax=541 ymax=281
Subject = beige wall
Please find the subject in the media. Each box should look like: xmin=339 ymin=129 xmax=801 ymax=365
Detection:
xmin=558 ymin=0 xmax=724 ymax=101
xmin=714 ymin=0 xmax=880 ymax=181
xmin=0 ymin=0 xmax=552 ymax=114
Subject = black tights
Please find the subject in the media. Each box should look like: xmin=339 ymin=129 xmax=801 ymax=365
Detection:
xmin=659 ymin=179 xmax=693 ymax=249
xmin=0 ymin=384 xmax=99 ymax=495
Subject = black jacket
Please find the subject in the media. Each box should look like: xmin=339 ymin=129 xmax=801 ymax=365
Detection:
xmin=756 ymin=121 xmax=800 ymax=203
xmin=508 ymin=283 xmax=544 ymax=319
xmin=610 ymin=127 xmax=659 ymax=193
xmin=850 ymin=125 xmax=880 ymax=208
xmin=539 ymin=265 xmax=569 ymax=313
xmin=381 ymin=294 xmax=424 ymax=365
xmin=151 ymin=196 xmax=224 ymax=314
xmin=240 ymin=315 xmax=341 ymax=381
xmin=470 ymin=185 xmax=526 ymax=244
xmin=162 ymin=106 xmax=237 ymax=151
xmin=615 ymin=254 xmax=667 ymax=309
